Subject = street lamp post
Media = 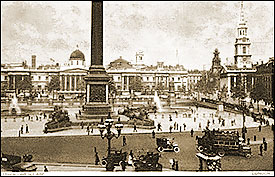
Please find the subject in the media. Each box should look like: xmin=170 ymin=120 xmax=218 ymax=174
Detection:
xmin=98 ymin=112 xmax=123 ymax=157
xmin=241 ymin=100 xmax=247 ymax=143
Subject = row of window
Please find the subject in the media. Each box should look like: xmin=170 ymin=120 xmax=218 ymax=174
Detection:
xmin=115 ymin=76 xmax=185 ymax=82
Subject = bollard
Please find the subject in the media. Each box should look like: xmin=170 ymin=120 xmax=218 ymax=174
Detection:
xmin=254 ymin=135 xmax=256 ymax=141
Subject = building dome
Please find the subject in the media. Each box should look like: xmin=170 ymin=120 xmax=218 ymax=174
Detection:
xmin=107 ymin=56 xmax=133 ymax=70
xmin=69 ymin=49 xmax=85 ymax=61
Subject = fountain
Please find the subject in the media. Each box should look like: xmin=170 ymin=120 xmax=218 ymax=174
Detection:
xmin=154 ymin=91 xmax=163 ymax=112
xmin=9 ymin=93 xmax=21 ymax=115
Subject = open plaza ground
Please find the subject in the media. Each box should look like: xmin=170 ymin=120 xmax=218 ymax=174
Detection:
xmin=1 ymin=103 xmax=274 ymax=172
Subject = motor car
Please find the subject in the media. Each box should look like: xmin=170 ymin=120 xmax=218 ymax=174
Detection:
xmin=101 ymin=149 xmax=127 ymax=168
xmin=156 ymin=137 xmax=180 ymax=153
xmin=133 ymin=152 xmax=162 ymax=171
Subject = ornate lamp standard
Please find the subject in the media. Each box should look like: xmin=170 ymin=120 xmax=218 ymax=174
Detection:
xmin=98 ymin=113 xmax=124 ymax=156
xmin=241 ymin=99 xmax=247 ymax=143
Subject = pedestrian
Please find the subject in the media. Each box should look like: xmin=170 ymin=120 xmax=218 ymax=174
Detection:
xmin=25 ymin=124 xmax=29 ymax=133
xmin=162 ymin=114 xmax=164 ymax=119
xmin=179 ymin=126 xmax=182 ymax=132
xmin=258 ymin=124 xmax=262 ymax=132
xmin=128 ymin=150 xmax=134 ymax=166
xmin=175 ymin=161 xmax=179 ymax=171
xmin=133 ymin=123 xmax=137 ymax=132
xmin=247 ymin=138 xmax=250 ymax=145
xmin=183 ymin=123 xmax=186 ymax=131
xmin=43 ymin=166 xmax=48 ymax=172
xmin=157 ymin=123 xmax=162 ymax=131
xmin=152 ymin=130 xmax=155 ymax=138
xmin=266 ymin=119 xmax=269 ymax=126
xmin=87 ymin=125 xmax=90 ymax=135
xmin=176 ymin=123 xmax=178 ymax=130
xmin=169 ymin=115 xmax=172 ymax=121
xmin=44 ymin=113 xmax=46 ymax=119
xmin=174 ymin=122 xmax=177 ymax=130
xmin=170 ymin=159 xmax=175 ymax=169
xmin=81 ymin=121 xmax=84 ymax=129
xmin=263 ymin=141 xmax=267 ymax=151
xmin=121 ymin=161 xmax=126 ymax=171
xmin=169 ymin=125 xmax=173 ymax=133
xmin=21 ymin=125 xmax=24 ymax=134
xmin=39 ymin=116 xmax=42 ymax=121
xmin=194 ymin=117 xmax=196 ymax=122
xmin=123 ymin=136 xmax=127 ymax=146
xmin=259 ymin=144 xmax=263 ymax=156
xmin=36 ymin=115 xmax=38 ymax=121
xmin=18 ymin=130 xmax=21 ymax=137
xmin=79 ymin=110 xmax=81 ymax=115
xmin=212 ymin=118 xmax=215 ymax=124
xmin=198 ymin=123 xmax=201 ymax=130
xmin=90 ymin=126 xmax=93 ymax=134
xmin=95 ymin=152 xmax=100 ymax=165
xmin=190 ymin=128 xmax=194 ymax=137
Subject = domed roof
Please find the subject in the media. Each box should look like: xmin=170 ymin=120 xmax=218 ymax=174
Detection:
xmin=108 ymin=56 xmax=133 ymax=69
xmin=69 ymin=49 xmax=85 ymax=61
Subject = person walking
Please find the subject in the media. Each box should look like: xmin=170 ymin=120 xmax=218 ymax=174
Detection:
xmin=25 ymin=124 xmax=29 ymax=133
xmin=152 ymin=130 xmax=155 ymax=138
xmin=190 ymin=128 xmax=194 ymax=137
xmin=263 ymin=141 xmax=267 ymax=151
xmin=128 ymin=150 xmax=134 ymax=166
xmin=198 ymin=123 xmax=201 ymax=130
xmin=90 ymin=126 xmax=93 ymax=134
xmin=95 ymin=152 xmax=100 ymax=165
xmin=87 ymin=125 xmax=90 ymax=135
xmin=157 ymin=123 xmax=162 ymax=131
xmin=43 ymin=166 xmax=48 ymax=172
xmin=175 ymin=161 xmax=179 ymax=171
xmin=133 ymin=123 xmax=137 ymax=132
xmin=123 ymin=136 xmax=127 ymax=146
xmin=183 ymin=123 xmax=186 ymax=131
xmin=169 ymin=125 xmax=173 ymax=133
xmin=169 ymin=115 xmax=172 ymax=122
xmin=259 ymin=144 xmax=263 ymax=156
xmin=258 ymin=124 xmax=262 ymax=132
xmin=18 ymin=130 xmax=21 ymax=137
xmin=21 ymin=125 xmax=24 ymax=134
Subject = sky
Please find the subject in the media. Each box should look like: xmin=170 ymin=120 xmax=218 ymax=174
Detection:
xmin=1 ymin=1 xmax=274 ymax=70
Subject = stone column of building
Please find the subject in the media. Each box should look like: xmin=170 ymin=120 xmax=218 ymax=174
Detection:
xmin=126 ymin=76 xmax=129 ymax=90
xmin=227 ymin=76 xmax=231 ymax=96
xmin=74 ymin=75 xmax=77 ymax=91
xmin=121 ymin=75 xmax=124 ymax=91
xmin=64 ymin=75 xmax=67 ymax=91
xmin=79 ymin=1 xmax=112 ymax=120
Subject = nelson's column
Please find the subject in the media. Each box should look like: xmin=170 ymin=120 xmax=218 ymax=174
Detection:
xmin=78 ymin=1 xmax=112 ymax=121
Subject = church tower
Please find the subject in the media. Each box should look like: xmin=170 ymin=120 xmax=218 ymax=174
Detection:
xmin=234 ymin=1 xmax=252 ymax=68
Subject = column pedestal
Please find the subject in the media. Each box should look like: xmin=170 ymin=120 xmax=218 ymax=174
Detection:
xmin=78 ymin=66 xmax=112 ymax=121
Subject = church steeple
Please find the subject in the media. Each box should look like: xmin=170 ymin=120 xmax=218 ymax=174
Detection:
xmin=234 ymin=1 xmax=252 ymax=68
xmin=240 ymin=1 xmax=245 ymax=23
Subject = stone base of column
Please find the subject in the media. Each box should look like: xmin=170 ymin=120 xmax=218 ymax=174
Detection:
xmin=78 ymin=103 xmax=111 ymax=120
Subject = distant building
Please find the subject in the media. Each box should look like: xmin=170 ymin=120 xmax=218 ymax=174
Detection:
xmin=220 ymin=1 xmax=256 ymax=97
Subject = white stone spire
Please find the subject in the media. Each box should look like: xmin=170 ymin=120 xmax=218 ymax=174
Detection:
xmin=240 ymin=1 xmax=245 ymax=22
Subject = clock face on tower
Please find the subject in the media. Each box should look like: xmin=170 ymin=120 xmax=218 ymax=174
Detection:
xmin=89 ymin=84 xmax=106 ymax=102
